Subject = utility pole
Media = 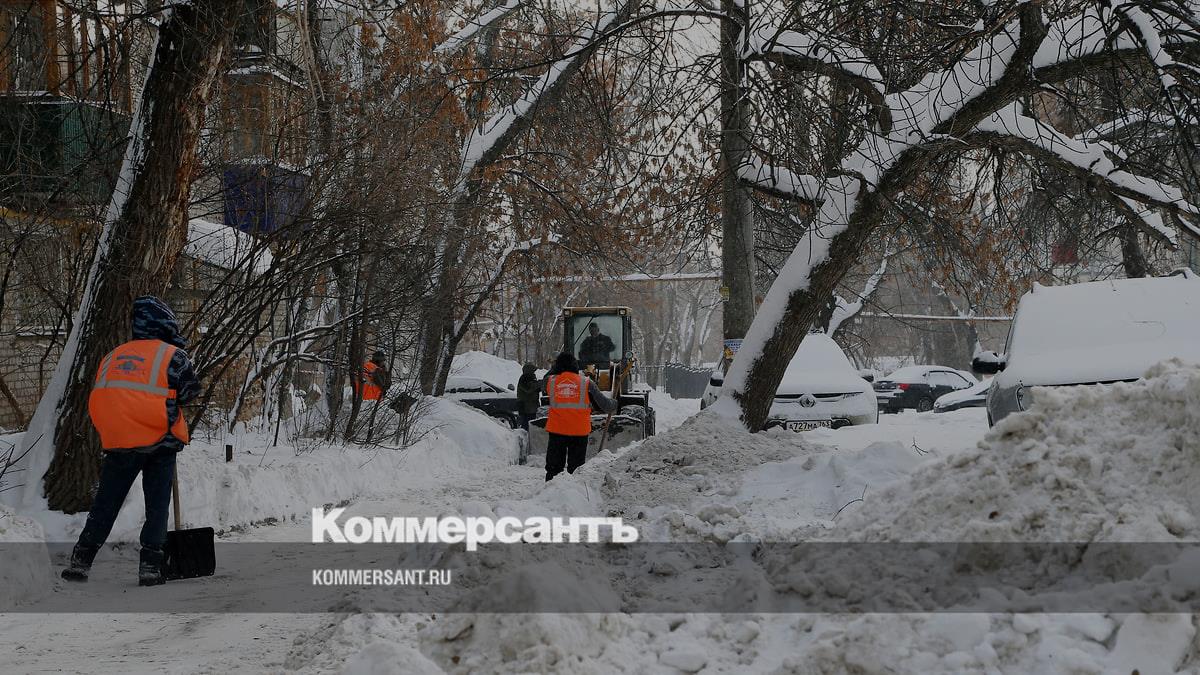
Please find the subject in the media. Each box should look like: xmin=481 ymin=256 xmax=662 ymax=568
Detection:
xmin=719 ymin=0 xmax=754 ymax=352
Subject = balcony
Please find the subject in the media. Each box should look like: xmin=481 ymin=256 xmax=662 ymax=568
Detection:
xmin=222 ymin=162 xmax=307 ymax=235
xmin=0 ymin=94 xmax=128 ymax=204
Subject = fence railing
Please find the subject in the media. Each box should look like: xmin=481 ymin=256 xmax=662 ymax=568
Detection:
xmin=649 ymin=362 xmax=711 ymax=400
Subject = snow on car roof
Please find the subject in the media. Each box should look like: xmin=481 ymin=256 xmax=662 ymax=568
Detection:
xmin=1004 ymin=275 xmax=1200 ymax=384
xmin=783 ymin=334 xmax=854 ymax=374
xmin=884 ymin=365 xmax=935 ymax=382
xmin=777 ymin=334 xmax=867 ymax=393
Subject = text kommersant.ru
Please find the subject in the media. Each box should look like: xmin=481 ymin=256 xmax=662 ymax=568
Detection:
xmin=311 ymin=507 xmax=640 ymax=551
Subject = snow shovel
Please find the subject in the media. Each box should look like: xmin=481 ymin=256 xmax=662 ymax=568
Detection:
xmin=163 ymin=468 xmax=215 ymax=581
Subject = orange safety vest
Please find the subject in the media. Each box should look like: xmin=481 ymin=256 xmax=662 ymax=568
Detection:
xmin=360 ymin=361 xmax=382 ymax=401
xmin=545 ymin=371 xmax=592 ymax=436
xmin=88 ymin=339 xmax=190 ymax=450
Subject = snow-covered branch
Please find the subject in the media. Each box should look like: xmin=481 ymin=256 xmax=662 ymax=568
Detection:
xmin=456 ymin=2 xmax=636 ymax=193
xmin=451 ymin=233 xmax=562 ymax=344
xmin=436 ymin=0 xmax=524 ymax=54
xmin=972 ymin=102 xmax=1198 ymax=244
xmin=745 ymin=25 xmax=891 ymax=132
xmin=736 ymin=155 xmax=826 ymax=205
xmin=827 ymin=249 xmax=891 ymax=335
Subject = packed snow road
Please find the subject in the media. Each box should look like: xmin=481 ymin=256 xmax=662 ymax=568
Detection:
xmin=1 ymin=401 xmax=998 ymax=673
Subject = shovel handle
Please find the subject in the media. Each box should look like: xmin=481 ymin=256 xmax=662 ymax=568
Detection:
xmin=596 ymin=360 xmax=634 ymax=455
xmin=171 ymin=469 xmax=182 ymax=531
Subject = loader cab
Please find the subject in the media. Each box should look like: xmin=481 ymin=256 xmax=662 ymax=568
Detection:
xmin=562 ymin=306 xmax=634 ymax=393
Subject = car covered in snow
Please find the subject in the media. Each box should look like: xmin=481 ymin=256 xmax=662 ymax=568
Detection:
xmin=443 ymin=376 xmax=521 ymax=428
xmin=933 ymin=378 xmax=991 ymax=413
xmin=701 ymin=334 xmax=877 ymax=430
xmin=873 ymin=366 xmax=977 ymax=413
xmin=975 ymin=271 xmax=1200 ymax=425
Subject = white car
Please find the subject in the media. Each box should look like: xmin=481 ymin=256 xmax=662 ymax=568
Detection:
xmin=933 ymin=378 xmax=991 ymax=413
xmin=701 ymin=334 xmax=877 ymax=430
xmin=976 ymin=271 xmax=1200 ymax=425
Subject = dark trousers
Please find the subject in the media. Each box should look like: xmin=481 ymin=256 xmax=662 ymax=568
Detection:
xmin=546 ymin=433 xmax=588 ymax=481
xmin=518 ymin=411 xmax=534 ymax=432
xmin=76 ymin=449 xmax=176 ymax=553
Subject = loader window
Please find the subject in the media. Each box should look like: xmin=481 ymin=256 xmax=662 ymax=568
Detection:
xmin=571 ymin=314 xmax=623 ymax=368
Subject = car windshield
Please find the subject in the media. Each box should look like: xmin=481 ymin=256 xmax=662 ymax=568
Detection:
xmin=570 ymin=314 xmax=624 ymax=367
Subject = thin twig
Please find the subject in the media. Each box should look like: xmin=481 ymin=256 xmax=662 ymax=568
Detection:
xmin=833 ymin=484 xmax=868 ymax=520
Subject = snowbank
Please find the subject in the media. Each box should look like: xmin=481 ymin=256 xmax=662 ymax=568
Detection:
xmin=0 ymin=503 xmax=52 ymax=607
xmin=410 ymin=396 xmax=525 ymax=469
xmin=835 ymin=359 xmax=1200 ymax=542
xmin=298 ymin=362 xmax=1200 ymax=673
xmin=755 ymin=360 xmax=1200 ymax=673
xmin=29 ymin=399 xmax=522 ymax=543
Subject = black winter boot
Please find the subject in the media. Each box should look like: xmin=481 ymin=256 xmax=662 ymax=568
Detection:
xmin=61 ymin=543 xmax=100 ymax=582
xmin=138 ymin=547 xmax=166 ymax=587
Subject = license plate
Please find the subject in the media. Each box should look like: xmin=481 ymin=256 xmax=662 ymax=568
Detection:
xmin=786 ymin=420 xmax=831 ymax=431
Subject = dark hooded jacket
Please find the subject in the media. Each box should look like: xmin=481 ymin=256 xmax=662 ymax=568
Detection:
xmin=516 ymin=362 xmax=540 ymax=414
xmin=126 ymin=296 xmax=201 ymax=452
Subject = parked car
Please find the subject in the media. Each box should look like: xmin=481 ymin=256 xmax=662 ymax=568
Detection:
xmin=443 ymin=376 xmax=521 ymax=428
xmin=701 ymin=334 xmax=877 ymax=430
xmin=933 ymin=378 xmax=991 ymax=413
xmin=975 ymin=272 xmax=1200 ymax=426
xmin=874 ymin=366 xmax=977 ymax=413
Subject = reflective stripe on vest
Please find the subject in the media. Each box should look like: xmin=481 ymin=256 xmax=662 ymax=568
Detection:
xmin=546 ymin=372 xmax=592 ymax=436
xmin=88 ymin=339 xmax=190 ymax=450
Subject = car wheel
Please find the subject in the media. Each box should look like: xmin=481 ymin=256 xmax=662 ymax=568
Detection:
xmin=917 ymin=397 xmax=934 ymax=412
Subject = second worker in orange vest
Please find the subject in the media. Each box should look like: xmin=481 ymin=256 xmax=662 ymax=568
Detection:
xmin=356 ymin=350 xmax=391 ymax=402
xmin=544 ymin=351 xmax=614 ymax=481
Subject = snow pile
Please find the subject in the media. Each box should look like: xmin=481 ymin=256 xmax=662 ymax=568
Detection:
xmin=0 ymin=503 xmax=52 ymax=607
xmin=834 ymin=360 xmax=1200 ymax=542
xmin=601 ymin=411 xmax=935 ymax=542
xmin=410 ymin=397 xmax=525 ymax=469
xmin=648 ymin=393 xmax=699 ymax=433
xmin=450 ymin=350 xmax=539 ymax=388
xmin=29 ymin=400 xmax=521 ymax=543
xmin=752 ymin=361 xmax=1200 ymax=673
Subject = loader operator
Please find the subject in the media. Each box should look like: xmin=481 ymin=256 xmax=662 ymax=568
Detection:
xmin=577 ymin=323 xmax=616 ymax=368
xmin=544 ymin=351 xmax=614 ymax=481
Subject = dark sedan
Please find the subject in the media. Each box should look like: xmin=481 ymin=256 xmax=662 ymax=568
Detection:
xmin=874 ymin=366 xmax=977 ymax=413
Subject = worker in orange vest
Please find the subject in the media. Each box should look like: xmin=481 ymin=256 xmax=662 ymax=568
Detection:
xmin=356 ymin=350 xmax=391 ymax=402
xmin=544 ymin=351 xmax=614 ymax=481
xmin=62 ymin=296 xmax=201 ymax=587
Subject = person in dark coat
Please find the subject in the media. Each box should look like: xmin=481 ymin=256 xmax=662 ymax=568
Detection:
xmin=515 ymin=362 xmax=540 ymax=431
xmin=578 ymin=323 xmax=616 ymax=368
xmin=62 ymin=295 xmax=201 ymax=587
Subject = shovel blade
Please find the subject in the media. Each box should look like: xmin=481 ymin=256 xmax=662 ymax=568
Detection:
xmin=163 ymin=527 xmax=216 ymax=580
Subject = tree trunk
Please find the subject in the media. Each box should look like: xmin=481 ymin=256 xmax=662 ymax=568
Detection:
xmin=18 ymin=1 xmax=243 ymax=512
xmin=1118 ymin=223 xmax=1150 ymax=278
xmin=719 ymin=0 xmax=755 ymax=342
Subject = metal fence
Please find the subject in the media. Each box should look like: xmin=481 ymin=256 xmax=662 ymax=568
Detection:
xmin=659 ymin=362 xmax=712 ymax=400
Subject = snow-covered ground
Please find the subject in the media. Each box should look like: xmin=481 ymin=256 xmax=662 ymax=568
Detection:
xmin=4 ymin=356 xmax=1199 ymax=673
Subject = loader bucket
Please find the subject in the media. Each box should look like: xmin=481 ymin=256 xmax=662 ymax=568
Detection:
xmin=527 ymin=412 xmax=648 ymax=460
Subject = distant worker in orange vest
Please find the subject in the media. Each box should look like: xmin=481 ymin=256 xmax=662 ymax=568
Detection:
xmin=62 ymin=296 xmax=201 ymax=587
xmin=544 ymin=351 xmax=614 ymax=481
xmin=357 ymin=350 xmax=391 ymax=402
